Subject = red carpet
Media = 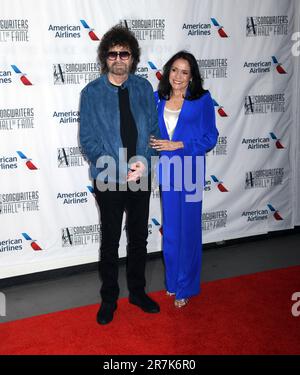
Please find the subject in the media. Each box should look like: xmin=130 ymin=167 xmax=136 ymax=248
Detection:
xmin=1 ymin=266 xmax=300 ymax=355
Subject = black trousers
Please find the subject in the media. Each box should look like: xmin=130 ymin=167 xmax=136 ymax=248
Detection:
xmin=94 ymin=181 xmax=151 ymax=303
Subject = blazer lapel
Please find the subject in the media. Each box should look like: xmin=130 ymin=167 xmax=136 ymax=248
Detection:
xmin=171 ymin=98 xmax=187 ymax=142
xmin=158 ymin=97 xmax=188 ymax=142
xmin=157 ymin=99 xmax=170 ymax=140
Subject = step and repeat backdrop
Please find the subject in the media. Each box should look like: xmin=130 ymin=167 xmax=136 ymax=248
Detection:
xmin=1 ymin=0 xmax=300 ymax=278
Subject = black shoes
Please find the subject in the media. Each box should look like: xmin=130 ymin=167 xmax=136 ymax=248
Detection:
xmin=96 ymin=293 xmax=160 ymax=325
xmin=129 ymin=292 xmax=160 ymax=313
xmin=96 ymin=302 xmax=117 ymax=325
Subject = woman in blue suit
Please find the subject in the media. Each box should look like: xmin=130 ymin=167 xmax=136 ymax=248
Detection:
xmin=151 ymin=51 xmax=218 ymax=307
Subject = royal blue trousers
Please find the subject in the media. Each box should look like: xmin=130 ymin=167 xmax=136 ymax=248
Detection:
xmin=161 ymin=188 xmax=202 ymax=300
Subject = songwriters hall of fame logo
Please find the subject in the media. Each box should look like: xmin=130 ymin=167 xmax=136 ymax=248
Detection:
xmin=0 ymin=107 xmax=34 ymax=131
xmin=244 ymin=94 xmax=285 ymax=115
xmin=202 ymin=210 xmax=228 ymax=231
xmin=0 ymin=19 xmax=29 ymax=43
xmin=61 ymin=224 xmax=100 ymax=247
xmin=245 ymin=168 xmax=284 ymax=190
xmin=246 ymin=16 xmax=288 ymax=37
xmin=53 ymin=63 xmax=100 ymax=85
xmin=57 ymin=147 xmax=86 ymax=168
xmin=119 ymin=19 xmax=165 ymax=41
xmin=0 ymin=190 xmax=39 ymax=215
xmin=197 ymin=58 xmax=228 ymax=79
xmin=206 ymin=136 xmax=227 ymax=156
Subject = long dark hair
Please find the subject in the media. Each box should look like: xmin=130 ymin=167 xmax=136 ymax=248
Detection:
xmin=97 ymin=25 xmax=140 ymax=74
xmin=158 ymin=50 xmax=207 ymax=100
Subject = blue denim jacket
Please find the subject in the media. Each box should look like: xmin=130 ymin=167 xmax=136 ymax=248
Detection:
xmin=79 ymin=74 xmax=160 ymax=182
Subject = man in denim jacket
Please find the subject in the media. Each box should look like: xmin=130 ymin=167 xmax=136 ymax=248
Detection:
xmin=80 ymin=25 xmax=160 ymax=325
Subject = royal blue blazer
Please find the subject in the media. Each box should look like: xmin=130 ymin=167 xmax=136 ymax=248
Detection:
xmin=154 ymin=91 xmax=219 ymax=190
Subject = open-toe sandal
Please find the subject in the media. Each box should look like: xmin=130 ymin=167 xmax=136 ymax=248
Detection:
xmin=174 ymin=298 xmax=189 ymax=308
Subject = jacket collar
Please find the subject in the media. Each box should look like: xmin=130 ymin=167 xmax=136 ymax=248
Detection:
xmin=102 ymin=73 xmax=132 ymax=92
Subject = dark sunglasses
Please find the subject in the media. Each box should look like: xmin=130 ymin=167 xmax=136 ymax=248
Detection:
xmin=107 ymin=51 xmax=131 ymax=61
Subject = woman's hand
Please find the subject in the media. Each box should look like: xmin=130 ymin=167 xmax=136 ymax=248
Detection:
xmin=150 ymin=137 xmax=184 ymax=151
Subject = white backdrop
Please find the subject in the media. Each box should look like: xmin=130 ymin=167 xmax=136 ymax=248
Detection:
xmin=1 ymin=0 xmax=299 ymax=278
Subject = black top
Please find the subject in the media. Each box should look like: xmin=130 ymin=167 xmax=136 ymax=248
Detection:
xmin=118 ymin=85 xmax=138 ymax=163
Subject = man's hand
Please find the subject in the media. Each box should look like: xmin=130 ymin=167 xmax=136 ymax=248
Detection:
xmin=127 ymin=161 xmax=146 ymax=182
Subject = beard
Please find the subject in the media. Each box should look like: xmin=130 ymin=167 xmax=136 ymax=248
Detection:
xmin=108 ymin=62 xmax=131 ymax=76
